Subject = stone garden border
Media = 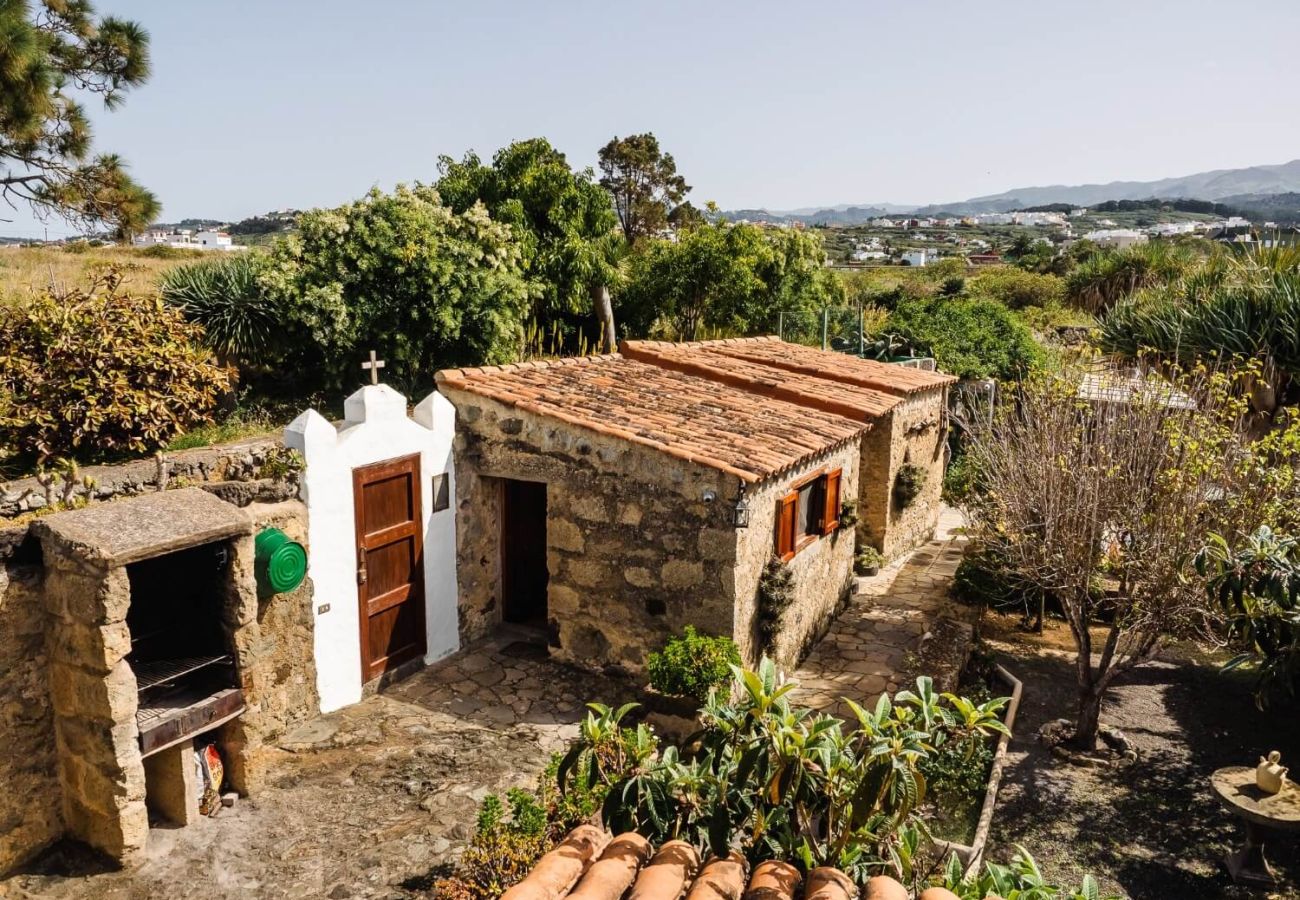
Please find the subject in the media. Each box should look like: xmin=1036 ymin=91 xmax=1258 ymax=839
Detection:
xmin=934 ymin=662 xmax=1023 ymax=876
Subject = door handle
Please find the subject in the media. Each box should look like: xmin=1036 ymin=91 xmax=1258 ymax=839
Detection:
xmin=357 ymin=554 xmax=367 ymax=585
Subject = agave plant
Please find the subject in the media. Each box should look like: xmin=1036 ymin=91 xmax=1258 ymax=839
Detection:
xmin=160 ymin=253 xmax=282 ymax=367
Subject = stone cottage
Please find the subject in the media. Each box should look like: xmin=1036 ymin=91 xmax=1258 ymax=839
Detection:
xmin=436 ymin=337 xmax=953 ymax=674
xmin=620 ymin=338 xmax=955 ymax=558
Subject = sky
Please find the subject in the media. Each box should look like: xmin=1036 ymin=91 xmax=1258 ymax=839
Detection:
xmin=9 ymin=0 xmax=1300 ymax=238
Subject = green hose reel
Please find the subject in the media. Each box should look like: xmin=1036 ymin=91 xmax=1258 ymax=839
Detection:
xmin=254 ymin=527 xmax=307 ymax=596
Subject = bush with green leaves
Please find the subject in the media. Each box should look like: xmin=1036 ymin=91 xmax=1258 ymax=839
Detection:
xmin=855 ymin=545 xmax=885 ymax=574
xmin=937 ymin=846 xmax=1115 ymax=900
xmin=432 ymin=790 xmax=550 ymax=900
xmin=259 ymin=184 xmax=530 ymax=392
xmin=646 ymin=626 xmax=741 ymax=701
xmin=0 ymin=271 xmax=227 ymax=463
xmin=1197 ymin=526 xmax=1300 ymax=705
xmin=893 ymin=463 xmax=927 ymax=509
xmin=885 ymin=297 xmax=1043 ymax=381
xmin=557 ymin=662 xmax=1009 ymax=882
xmin=966 ymin=267 xmax=1063 ymax=311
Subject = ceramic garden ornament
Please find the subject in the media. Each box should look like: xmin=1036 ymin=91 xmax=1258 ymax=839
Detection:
xmin=1257 ymin=750 xmax=1289 ymax=794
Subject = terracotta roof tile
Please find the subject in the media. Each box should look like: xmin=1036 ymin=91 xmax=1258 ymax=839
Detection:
xmin=506 ymin=828 xmax=908 ymax=900
xmin=436 ymin=355 xmax=867 ymax=484
xmin=622 ymin=340 xmax=901 ymax=420
xmin=632 ymin=336 xmax=956 ymax=396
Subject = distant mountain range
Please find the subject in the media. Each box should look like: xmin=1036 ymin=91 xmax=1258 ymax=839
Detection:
xmin=725 ymin=159 xmax=1300 ymax=225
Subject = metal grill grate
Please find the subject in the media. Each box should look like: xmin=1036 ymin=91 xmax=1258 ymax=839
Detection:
xmin=132 ymin=655 xmax=231 ymax=692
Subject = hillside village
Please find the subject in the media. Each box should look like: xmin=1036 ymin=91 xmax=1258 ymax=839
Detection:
xmin=3 ymin=4 xmax=1300 ymax=900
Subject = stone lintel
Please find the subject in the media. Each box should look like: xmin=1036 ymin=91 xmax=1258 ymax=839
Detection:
xmin=32 ymin=487 xmax=252 ymax=568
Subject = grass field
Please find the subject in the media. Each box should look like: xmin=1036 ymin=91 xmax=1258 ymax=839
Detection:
xmin=0 ymin=244 xmax=201 ymax=302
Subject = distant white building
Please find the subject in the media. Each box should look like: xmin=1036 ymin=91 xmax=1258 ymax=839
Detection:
xmin=1149 ymin=222 xmax=1198 ymax=237
xmin=1083 ymin=229 xmax=1148 ymax=249
xmin=133 ymin=227 xmax=245 ymax=252
xmin=901 ymin=249 xmax=932 ymax=267
xmin=852 ymin=249 xmax=888 ymax=262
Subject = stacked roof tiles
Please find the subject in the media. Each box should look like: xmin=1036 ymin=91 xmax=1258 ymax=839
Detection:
xmin=499 ymin=826 xmax=965 ymax=900
xmin=435 ymin=338 xmax=954 ymax=486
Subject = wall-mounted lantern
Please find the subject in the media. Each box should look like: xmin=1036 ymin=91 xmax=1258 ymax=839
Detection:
xmin=731 ymin=485 xmax=751 ymax=528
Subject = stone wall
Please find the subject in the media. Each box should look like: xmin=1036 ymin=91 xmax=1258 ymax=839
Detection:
xmin=218 ymin=501 xmax=319 ymax=794
xmin=0 ymin=436 xmax=295 ymax=519
xmin=445 ymin=388 xmax=740 ymax=673
xmin=445 ymin=387 xmax=861 ymax=678
xmin=733 ymin=443 xmax=860 ymax=671
xmin=0 ymin=560 xmax=60 ymax=874
xmin=859 ymin=390 xmax=949 ymax=560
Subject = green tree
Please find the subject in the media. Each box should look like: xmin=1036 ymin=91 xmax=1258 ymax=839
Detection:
xmin=598 ymin=133 xmax=690 ymax=244
xmin=618 ymin=222 xmax=839 ymax=341
xmin=885 ymin=296 xmax=1042 ymax=381
xmin=436 ymin=138 xmax=622 ymax=351
xmin=0 ymin=1 xmax=158 ymax=238
xmin=260 ymin=185 xmax=529 ymax=392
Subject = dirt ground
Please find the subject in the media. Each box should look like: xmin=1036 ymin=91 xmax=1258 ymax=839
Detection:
xmin=981 ymin=612 xmax=1300 ymax=900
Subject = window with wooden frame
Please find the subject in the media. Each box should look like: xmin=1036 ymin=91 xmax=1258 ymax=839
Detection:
xmin=776 ymin=467 xmax=842 ymax=561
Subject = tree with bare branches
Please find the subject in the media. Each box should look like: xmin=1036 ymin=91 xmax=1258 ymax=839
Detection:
xmin=957 ymin=361 xmax=1300 ymax=750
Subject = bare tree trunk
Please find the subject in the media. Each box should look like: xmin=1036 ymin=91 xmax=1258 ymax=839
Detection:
xmin=590 ymin=283 xmax=616 ymax=354
xmin=1074 ymin=684 xmax=1103 ymax=751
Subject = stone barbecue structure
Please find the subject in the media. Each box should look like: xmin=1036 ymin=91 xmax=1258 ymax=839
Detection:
xmin=0 ymin=486 xmax=317 ymax=871
xmin=437 ymin=337 xmax=953 ymax=673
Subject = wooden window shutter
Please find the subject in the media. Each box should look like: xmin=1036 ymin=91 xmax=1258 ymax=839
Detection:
xmin=822 ymin=469 xmax=842 ymax=536
xmin=777 ymin=492 xmax=798 ymax=560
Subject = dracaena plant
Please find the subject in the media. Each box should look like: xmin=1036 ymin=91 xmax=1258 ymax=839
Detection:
xmin=556 ymin=661 xmax=1012 ymax=884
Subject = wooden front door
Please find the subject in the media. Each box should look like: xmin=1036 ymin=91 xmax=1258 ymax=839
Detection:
xmin=501 ymin=479 xmax=548 ymax=625
xmin=354 ymin=454 xmax=426 ymax=682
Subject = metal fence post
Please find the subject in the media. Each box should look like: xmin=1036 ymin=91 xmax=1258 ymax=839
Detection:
xmin=821 ymin=308 xmax=828 ymax=350
xmin=857 ymin=301 xmax=864 ymax=357
xmin=778 ymin=311 xmax=784 ymax=341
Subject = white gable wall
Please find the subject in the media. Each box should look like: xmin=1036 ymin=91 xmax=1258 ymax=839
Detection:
xmin=285 ymin=384 xmax=458 ymax=713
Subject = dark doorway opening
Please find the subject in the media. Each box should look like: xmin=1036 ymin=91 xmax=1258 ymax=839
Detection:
xmin=502 ymin=478 xmax=549 ymax=626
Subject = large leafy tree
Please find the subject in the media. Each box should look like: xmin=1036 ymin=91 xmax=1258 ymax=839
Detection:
xmin=0 ymin=0 xmax=158 ymax=238
xmin=259 ymin=185 xmax=529 ymax=392
xmin=618 ymin=221 xmax=840 ymax=341
xmin=437 ymin=138 xmax=622 ymax=351
xmin=598 ymin=133 xmax=690 ymax=245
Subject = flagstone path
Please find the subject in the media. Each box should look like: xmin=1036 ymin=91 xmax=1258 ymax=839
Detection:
xmin=790 ymin=506 xmax=972 ymax=719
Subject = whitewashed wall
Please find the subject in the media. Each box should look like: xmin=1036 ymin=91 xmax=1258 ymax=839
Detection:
xmin=285 ymin=384 xmax=458 ymax=713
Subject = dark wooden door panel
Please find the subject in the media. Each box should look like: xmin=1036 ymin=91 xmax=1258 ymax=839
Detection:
xmin=354 ymin=454 xmax=425 ymax=682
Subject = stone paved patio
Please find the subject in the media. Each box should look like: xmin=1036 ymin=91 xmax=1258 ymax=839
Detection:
xmin=791 ymin=506 xmax=970 ymax=719
xmin=4 ymin=518 xmax=967 ymax=899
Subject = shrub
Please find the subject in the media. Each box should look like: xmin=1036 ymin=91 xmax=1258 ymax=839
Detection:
xmin=942 ymin=452 xmax=982 ymax=505
xmin=837 ymin=499 xmax=860 ymax=530
xmin=161 ymin=253 xmax=286 ymax=369
xmin=432 ymin=790 xmax=550 ymax=900
xmin=855 ymin=545 xmax=885 ymax=574
xmin=937 ymin=847 xmax=1116 ymax=899
xmin=966 ymin=267 xmax=1063 ymax=310
xmin=885 ymin=296 xmax=1043 ymax=381
xmin=756 ymin=556 xmax=796 ymax=653
xmin=646 ymin=626 xmax=741 ymax=701
xmin=1064 ymin=240 xmax=1196 ymax=314
xmin=557 ymin=663 xmax=1010 ymax=881
xmin=0 ymin=271 xmax=227 ymax=463
xmin=893 ymin=463 xmax=927 ymax=509
xmin=260 ymin=184 xmax=530 ymax=392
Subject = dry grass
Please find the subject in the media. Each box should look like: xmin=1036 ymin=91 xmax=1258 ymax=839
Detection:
xmin=0 ymin=244 xmax=201 ymax=302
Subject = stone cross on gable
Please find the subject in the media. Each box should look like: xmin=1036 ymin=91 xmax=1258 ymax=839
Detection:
xmin=362 ymin=350 xmax=385 ymax=385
